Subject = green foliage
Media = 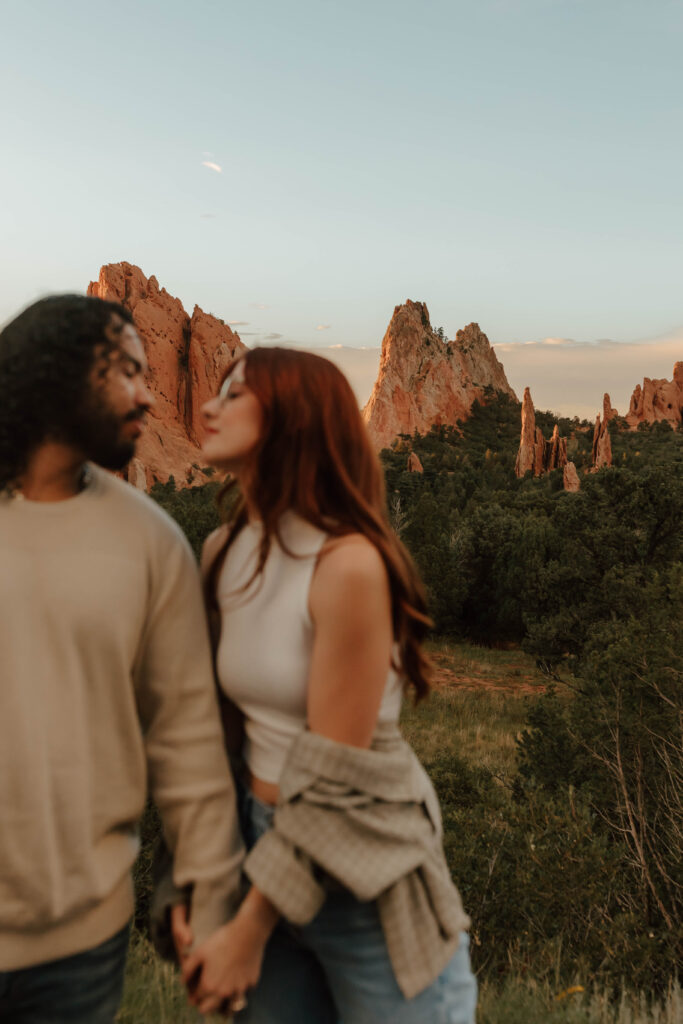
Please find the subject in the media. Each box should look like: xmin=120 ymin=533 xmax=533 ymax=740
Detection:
xmin=384 ymin=400 xmax=682 ymax=990
xmin=149 ymin=478 xmax=222 ymax=560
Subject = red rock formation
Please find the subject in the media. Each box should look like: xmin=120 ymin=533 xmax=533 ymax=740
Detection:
xmin=602 ymin=392 xmax=618 ymax=423
xmin=515 ymin=388 xmax=538 ymax=477
xmin=362 ymin=301 xmax=516 ymax=449
xmin=625 ymin=363 xmax=683 ymax=429
xmin=563 ymin=462 xmax=580 ymax=493
xmin=591 ymin=395 xmax=613 ymax=470
xmin=515 ymin=388 xmax=572 ymax=486
xmin=545 ymin=424 xmax=568 ymax=473
xmin=88 ymin=263 xmax=245 ymax=488
xmin=407 ymin=451 xmax=424 ymax=473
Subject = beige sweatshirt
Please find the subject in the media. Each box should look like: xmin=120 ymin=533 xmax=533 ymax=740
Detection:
xmin=0 ymin=466 xmax=243 ymax=970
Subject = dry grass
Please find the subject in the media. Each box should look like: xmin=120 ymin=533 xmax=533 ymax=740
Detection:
xmin=477 ymin=977 xmax=682 ymax=1024
xmin=402 ymin=641 xmax=550 ymax=779
xmin=119 ymin=934 xmax=681 ymax=1024
xmin=117 ymin=932 xmax=226 ymax=1023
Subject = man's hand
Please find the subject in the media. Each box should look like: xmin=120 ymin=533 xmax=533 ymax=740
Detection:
xmin=170 ymin=903 xmax=194 ymax=963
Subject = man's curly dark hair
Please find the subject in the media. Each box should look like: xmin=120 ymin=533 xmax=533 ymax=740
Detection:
xmin=0 ymin=294 xmax=134 ymax=489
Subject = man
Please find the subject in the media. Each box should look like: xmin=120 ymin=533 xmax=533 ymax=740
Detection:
xmin=0 ymin=295 xmax=243 ymax=1023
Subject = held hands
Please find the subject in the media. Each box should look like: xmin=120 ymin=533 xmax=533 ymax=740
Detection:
xmin=178 ymin=889 xmax=279 ymax=1017
xmin=170 ymin=903 xmax=194 ymax=964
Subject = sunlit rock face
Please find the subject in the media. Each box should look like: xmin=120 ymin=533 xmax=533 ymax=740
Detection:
xmin=88 ymin=262 xmax=245 ymax=489
xmin=515 ymin=387 xmax=576 ymax=488
xmin=563 ymin=461 xmax=580 ymax=492
xmin=625 ymin=363 xmax=683 ymax=429
xmin=362 ymin=300 xmax=516 ymax=450
xmin=515 ymin=387 xmax=568 ymax=478
xmin=591 ymin=394 xmax=614 ymax=471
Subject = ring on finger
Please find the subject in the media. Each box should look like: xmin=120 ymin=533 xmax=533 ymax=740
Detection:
xmin=230 ymin=994 xmax=248 ymax=1013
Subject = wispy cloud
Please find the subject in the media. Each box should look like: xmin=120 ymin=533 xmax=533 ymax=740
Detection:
xmin=200 ymin=213 xmax=218 ymax=219
xmin=262 ymin=332 xmax=283 ymax=341
xmin=250 ymin=303 xmax=270 ymax=310
xmin=315 ymin=324 xmax=332 ymax=331
xmin=201 ymin=161 xmax=222 ymax=173
xmin=228 ymin=320 xmax=249 ymax=326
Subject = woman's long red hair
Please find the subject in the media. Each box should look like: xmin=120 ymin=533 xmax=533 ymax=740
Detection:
xmin=205 ymin=347 xmax=432 ymax=700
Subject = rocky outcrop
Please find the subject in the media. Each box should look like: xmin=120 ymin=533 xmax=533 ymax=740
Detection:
xmin=625 ymin=363 xmax=683 ymax=429
xmin=602 ymin=392 xmax=618 ymax=423
xmin=362 ymin=301 xmax=516 ymax=449
xmin=407 ymin=451 xmax=424 ymax=473
xmin=515 ymin=388 xmax=543 ymax=477
xmin=563 ymin=461 xmax=580 ymax=493
xmin=515 ymin=388 xmax=568 ymax=478
xmin=591 ymin=394 xmax=613 ymax=471
xmin=88 ymin=262 xmax=245 ymax=488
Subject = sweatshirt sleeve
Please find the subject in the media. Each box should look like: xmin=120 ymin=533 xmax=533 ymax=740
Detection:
xmin=134 ymin=524 xmax=244 ymax=945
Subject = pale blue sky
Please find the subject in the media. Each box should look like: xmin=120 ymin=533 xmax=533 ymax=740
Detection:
xmin=1 ymin=0 xmax=681 ymax=412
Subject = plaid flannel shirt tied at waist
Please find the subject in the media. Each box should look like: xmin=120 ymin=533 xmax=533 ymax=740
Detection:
xmin=243 ymin=724 xmax=471 ymax=999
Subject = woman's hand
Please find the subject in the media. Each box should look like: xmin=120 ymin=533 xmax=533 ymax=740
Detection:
xmin=181 ymin=888 xmax=279 ymax=1016
xmin=170 ymin=903 xmax=194 ymax=964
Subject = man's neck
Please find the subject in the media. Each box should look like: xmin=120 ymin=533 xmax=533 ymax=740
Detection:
xmin=16 ymin=443 xmax=89 ymax=502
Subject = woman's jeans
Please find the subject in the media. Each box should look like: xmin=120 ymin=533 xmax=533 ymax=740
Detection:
xmin=0 ymin=923 xmax=129 ymax=1024
xmin=237 ymin=783 xmax=477 ymax=1024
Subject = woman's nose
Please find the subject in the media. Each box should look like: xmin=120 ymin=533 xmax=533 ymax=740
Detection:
xmin=201 ymin=396 xmax=219 ymax=419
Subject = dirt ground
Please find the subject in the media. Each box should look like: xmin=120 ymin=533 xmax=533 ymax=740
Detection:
xmin=430 ymin=647 xmax=548 ymax=696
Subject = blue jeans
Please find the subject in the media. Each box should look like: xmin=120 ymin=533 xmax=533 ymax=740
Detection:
xmin=0 ymin=923 xmax=130 ymax=1024
xmin=237 ymin=784 xmax=477 ymax=1024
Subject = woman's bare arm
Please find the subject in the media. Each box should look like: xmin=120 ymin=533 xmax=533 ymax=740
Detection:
xmin=307 ymin=534 xmax=394 ymax=749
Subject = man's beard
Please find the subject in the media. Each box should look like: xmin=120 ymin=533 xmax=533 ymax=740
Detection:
xmin=64 ymin=399 xmax=144 ymax=471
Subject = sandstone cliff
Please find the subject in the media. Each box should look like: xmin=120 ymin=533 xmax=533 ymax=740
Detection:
xmin=88 ymin=262 xmax=245 ymax=488
xmin=362 ymin=301 xmax=517 ymax=450
xmin=625 ymin=362 xmax=683 ymax=429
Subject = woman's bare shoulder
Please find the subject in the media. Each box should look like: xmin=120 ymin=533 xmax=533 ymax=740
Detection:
xmin=314 ymin=532 xmax=388 ymax=592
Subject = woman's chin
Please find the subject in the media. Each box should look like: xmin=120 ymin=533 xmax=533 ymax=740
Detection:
xmin=201 ymin=445 xmax=233 ymax=475
xmin=200 ymin=440 xmax=222 ymax=466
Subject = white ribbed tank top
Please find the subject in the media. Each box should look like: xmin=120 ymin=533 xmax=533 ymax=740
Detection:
xmin=215 ymin=512 xmax=404 ymax=784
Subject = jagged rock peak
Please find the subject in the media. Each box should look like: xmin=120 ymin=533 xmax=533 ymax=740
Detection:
xmin=88 ymin=262 xmax=246 ymax=489
xmin=602 ymin=393 xmax=618 ymax=422
xmin=514 ymin=387 xmax=571 ymax=486
xmin=591 ymin=394 xmax=613 ymax=471
xmin=363 ymin=300 xmax=517 ymax=450
xmin=625 ymin=362 xmax=683 ymax=429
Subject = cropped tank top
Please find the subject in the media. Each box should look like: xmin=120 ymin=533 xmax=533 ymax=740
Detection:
xmin=215 ymin=512 xmax=404 ymax=784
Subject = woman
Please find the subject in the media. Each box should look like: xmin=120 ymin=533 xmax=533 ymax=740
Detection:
xmin=176 ymin=348 xmax=477 ymax=1023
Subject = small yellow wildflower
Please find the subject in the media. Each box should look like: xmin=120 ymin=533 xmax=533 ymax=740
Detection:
xmin=555 ymin=985 xmax=585 ymax=1002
